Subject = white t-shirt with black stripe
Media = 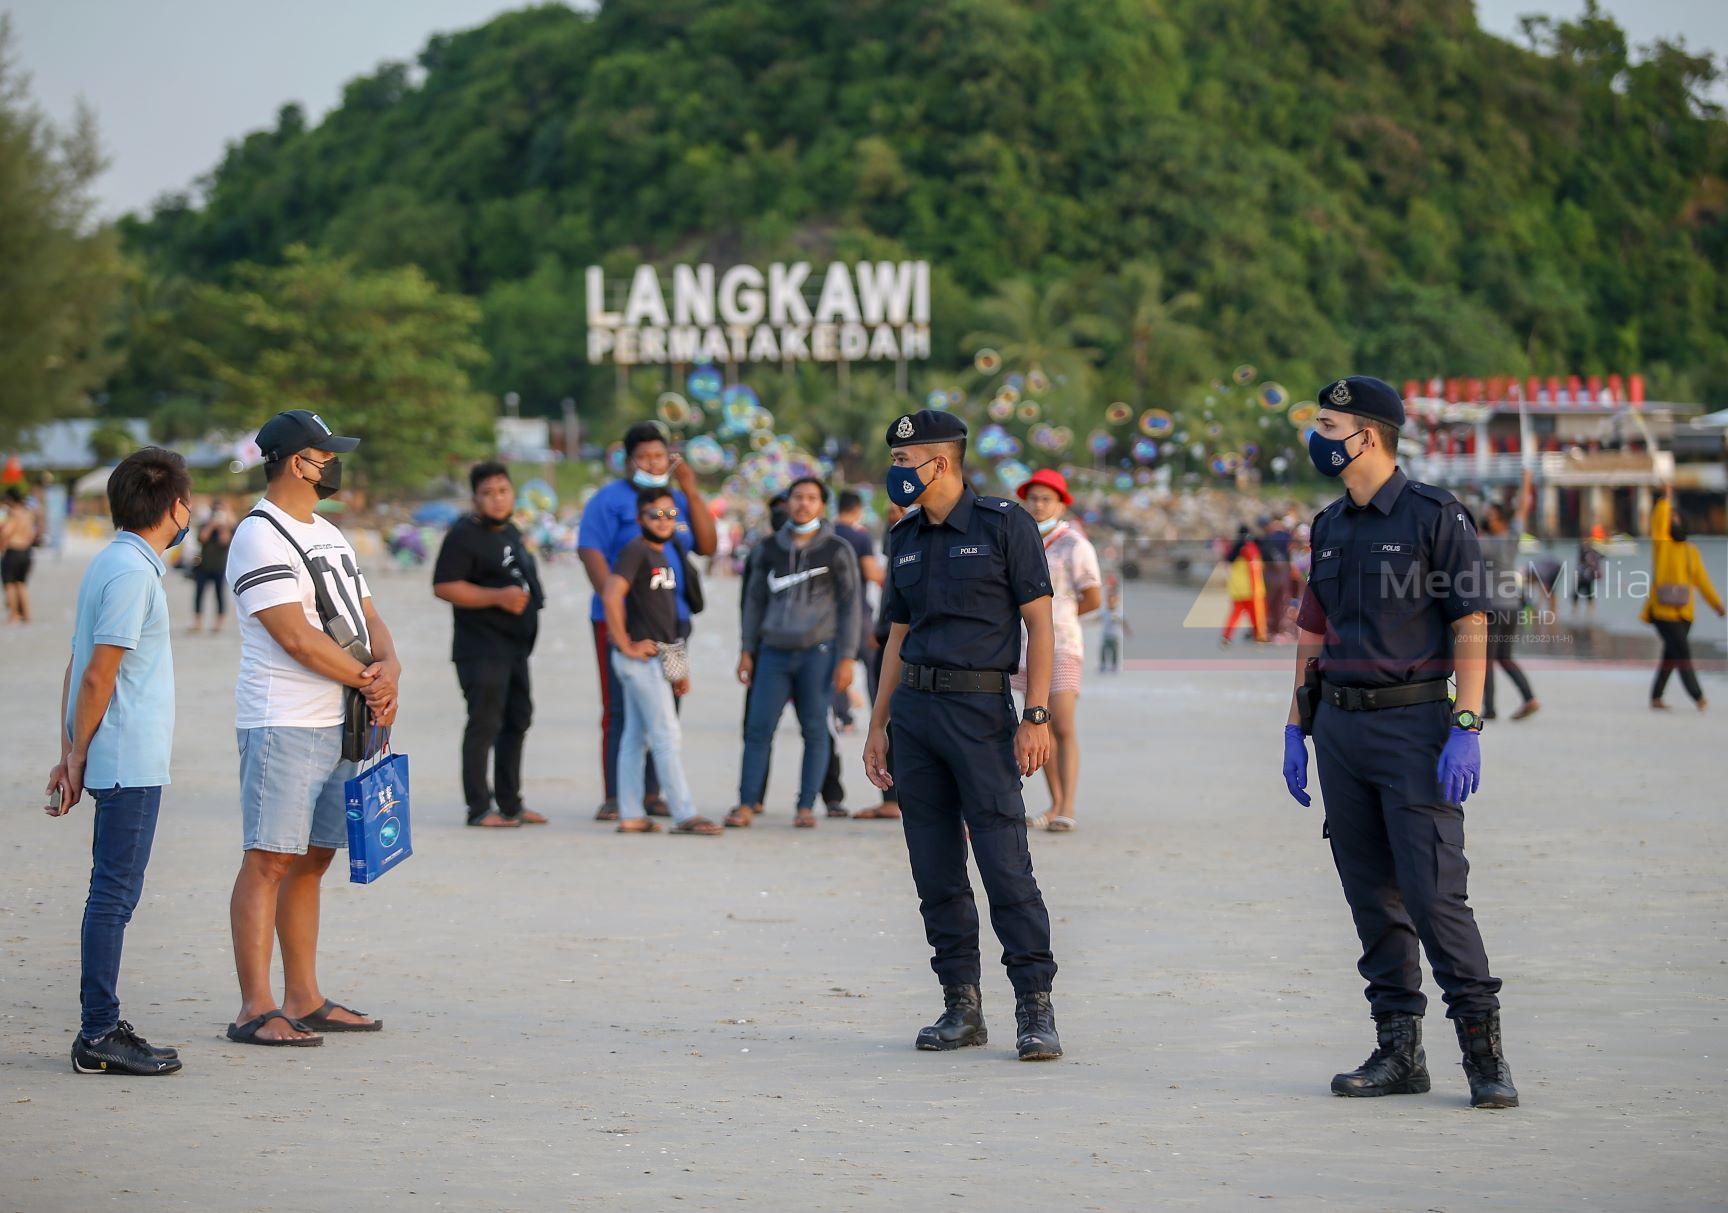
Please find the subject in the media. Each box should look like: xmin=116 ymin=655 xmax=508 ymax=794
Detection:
xmin=226 ymin=499 xmax=371 ymax=729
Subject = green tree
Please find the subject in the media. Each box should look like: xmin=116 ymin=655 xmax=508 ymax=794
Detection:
xmin=187 ymin=246 xmax=493 ymax=493
xmin=0 ymin=16 xmax=126 ymax=444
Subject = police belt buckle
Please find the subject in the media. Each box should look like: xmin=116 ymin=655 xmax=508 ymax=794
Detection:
xmin=1320 ymin=679 xmax=1450 ymax=711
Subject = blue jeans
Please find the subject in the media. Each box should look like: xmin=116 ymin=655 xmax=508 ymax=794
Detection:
xmin=739 ymin=643 xmax=836 ymax=810
xmin=80 ymin=786 xmax=162 ymax=1040
xmin=611 ymin=649 xmax=696 ymax=824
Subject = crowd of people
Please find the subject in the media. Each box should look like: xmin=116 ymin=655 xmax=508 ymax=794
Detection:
xmin=30 ymin=385 xmax=1721 ymax=1086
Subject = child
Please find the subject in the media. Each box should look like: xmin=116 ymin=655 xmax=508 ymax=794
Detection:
xmin=601 ymin=488 xmax=723 ymax=834
xmin=1099 ymin=588 xmax=1128 ymax=673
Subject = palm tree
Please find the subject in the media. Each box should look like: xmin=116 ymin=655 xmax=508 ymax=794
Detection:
xmin=1098 ymin=260 xmax=1210 ymax=410
xmin=962 ymin=278 xmax=1103 ymax=413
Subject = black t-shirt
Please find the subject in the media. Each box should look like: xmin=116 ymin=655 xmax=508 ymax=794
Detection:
xmin=614 ymin=536 xmax=681 ymax=645
xmin=432 ymin=516 xmax=544 ymax=661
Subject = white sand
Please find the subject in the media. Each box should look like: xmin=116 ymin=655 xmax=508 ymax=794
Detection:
xmin=1 ymin=547 xmax=1723 ymax=1211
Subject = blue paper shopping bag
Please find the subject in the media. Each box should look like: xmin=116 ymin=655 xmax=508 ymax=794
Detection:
xmin=345 ymin=751 xmax=412 ymax=884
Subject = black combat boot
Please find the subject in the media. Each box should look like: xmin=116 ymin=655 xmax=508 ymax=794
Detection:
xmin=1455 ymin=1012 xmax=1519 ymax=1109
xmin=1013 ymin=991 xmax=1062 ymax=1061
xmin=915 ymin=984 xmax=986 ymax=1051
xmin=1331 ymin=1012 xmax=1430 ymax=1096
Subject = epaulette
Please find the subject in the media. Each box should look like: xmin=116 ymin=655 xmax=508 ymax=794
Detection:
xmin=982 ymin=496 xmax=1016 ymax=510
xmin=1408 ymin=481 xmax=1460 ymax=508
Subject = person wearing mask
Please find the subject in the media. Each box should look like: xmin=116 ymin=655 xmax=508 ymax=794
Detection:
xmin=1479 ymin=501 xmax=1540 ymax=721
xmin=863 ymin=409 xmax=1062 ymax=1062
xmin=1013 ymin=469 xmax=1101 ymax=832
xmin=223 ymin=410 xmax=402 ymax=1046
xmin=730 ymin=478 xmax=860 ymax=829
xmin=46 ymin=447 xmax=191 ymax=1076
xmin=1281 ymin=376 xmax=1516 ymax=1110
xmin=190 ymin=502 xmax=234 ymax=633
xmin=578 ymin=422 xmax=717 ymax=821
xmin=1644 ymin=491 xmax=1724 ymax=712
xmin=433 ymin=462 xmax=547 ymax=828
xmin=602 ymin=488 xmax=723 ymax=835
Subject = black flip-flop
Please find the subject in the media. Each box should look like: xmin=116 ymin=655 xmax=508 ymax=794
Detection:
xmin=295 ymin=999 xmax=383 ymax=1033
xmin=227 ymin=1010 xmax=322 ymax=1047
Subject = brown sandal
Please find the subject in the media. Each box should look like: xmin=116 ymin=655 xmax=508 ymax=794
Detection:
xmin=672 ymin=816 xmax=724 ymax=836
xmin=852 ymin=804 xmax=902 ymax=820
xmin=794 ymin=808 xmax=817 ymax=828
xmin=724 ymin=806 xmax=753 ymax=828
xmin=616 ymin=819 xmax=663 ymax=834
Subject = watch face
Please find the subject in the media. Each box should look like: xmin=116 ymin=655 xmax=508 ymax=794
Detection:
xmin=1455 ymin=710 xmax=1481 ymax=730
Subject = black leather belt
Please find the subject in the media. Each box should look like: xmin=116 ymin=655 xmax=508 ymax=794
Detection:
xmin=901 ymin=664 xmax=1007 ymax=694
xmin=1320 ymin=679 xmax=1450 ymax=711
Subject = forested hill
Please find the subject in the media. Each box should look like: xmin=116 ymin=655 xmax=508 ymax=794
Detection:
xmin=118 ymin=0 xmax=1728 ymax=429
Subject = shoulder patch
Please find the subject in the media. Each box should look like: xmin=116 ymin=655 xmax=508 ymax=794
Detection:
xmin=985 ymin=496 xmax=1015 ymax=509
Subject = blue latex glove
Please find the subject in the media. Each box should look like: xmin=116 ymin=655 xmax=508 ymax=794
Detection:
xmin=1282 ymin=723 xmax=1311 ymax=807
xmin=1436 ymin=727 xmax=1482 ymax=805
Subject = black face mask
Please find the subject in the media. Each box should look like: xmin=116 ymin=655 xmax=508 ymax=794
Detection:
xmin=299 ymin=455 xmax=342 ymax=501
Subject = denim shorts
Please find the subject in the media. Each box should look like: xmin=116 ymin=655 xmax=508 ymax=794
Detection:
xmin=237 ymin=726 xmax=356 ymax=853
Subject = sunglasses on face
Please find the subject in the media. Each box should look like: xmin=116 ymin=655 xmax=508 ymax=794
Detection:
xmin=641 ymin=508 xmax=679 ymax=521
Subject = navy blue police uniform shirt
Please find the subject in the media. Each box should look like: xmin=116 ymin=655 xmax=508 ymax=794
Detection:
xmin=882 ymin=487 xmax=1054 ymax=672
xmin=1296 ymin=468 xmax=1488 ymax=688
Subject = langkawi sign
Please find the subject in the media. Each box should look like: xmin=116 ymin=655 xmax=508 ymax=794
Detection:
xmin=585 ymin=261 xmax=931 ymax=365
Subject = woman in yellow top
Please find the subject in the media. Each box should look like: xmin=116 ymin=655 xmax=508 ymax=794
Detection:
xmin=1643 ymin=493 xmax=1725 ymax=711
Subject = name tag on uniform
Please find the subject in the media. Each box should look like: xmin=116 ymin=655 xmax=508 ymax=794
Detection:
xmin=895 ymin=551 xmax=921 ymax=567
xmin=1373 ymin=542 xmax=1410 ymax=555
xmin=948 ymin=544 xmax=991 ymax=559
xmin=1316 ymin=547 xmax=1339 ymax=561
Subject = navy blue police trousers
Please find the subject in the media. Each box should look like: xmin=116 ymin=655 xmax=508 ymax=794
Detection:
xmin=890 ymin=686 xmax=1056 ymax=995
xmin=1312 ymin=698 xmax=1503 ymax=1019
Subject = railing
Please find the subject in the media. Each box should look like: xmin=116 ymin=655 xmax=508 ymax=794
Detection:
xmin=1408 ymin=450 xmax=1673 ymax=485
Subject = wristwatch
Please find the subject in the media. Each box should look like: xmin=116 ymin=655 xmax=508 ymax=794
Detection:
xmin=1022 ymin=706 xmax=1051 ymax=726
xmin=1451 ymin=709 xmax=1484 ymax=733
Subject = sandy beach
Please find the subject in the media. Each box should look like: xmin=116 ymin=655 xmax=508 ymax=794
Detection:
xmin=2 ymin=544 xmax=1724 ymax=1212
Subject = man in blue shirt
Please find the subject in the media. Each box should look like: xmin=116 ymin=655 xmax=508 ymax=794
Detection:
xmin=577 ymin=422 xmax=717 ymax=820
xmin=45 ymin=447 xmax=191 ymax=1077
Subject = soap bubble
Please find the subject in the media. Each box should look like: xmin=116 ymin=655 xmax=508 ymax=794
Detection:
xmin=987 ymin=397 xmax=1015 ymax=422
xmin=687 ymin=364 xmax=724 ymax=403
xmin=1027 ymin=368 xmax=1050 ymax=394
xmin=973 ymin=348 xmax=1002 ymax=374
xmin=1087 ymin=429 xmax=1115 ymax=456
xmin=1105 ymin=401 xmax=1132 ymax=425
xmin=685 ymin=434 xmax=726 ymax=475
xmin=1138 ymin=409 xmax=1175 ymax=437
xmin=1233 ymin=364 xmax=1256 ymax=385
xmin=1131 ymin=437 xmax=1160 ymax=464
xmin=1257 ymin=382 xmax=1289 ymax=411
xmin=1288 ymin=402 xmax=1319 ymax=427
xmin=657 ymin=392 xmax=693 ymax=428
xmin=1017 ymin=401 xmax=1041 ymax=423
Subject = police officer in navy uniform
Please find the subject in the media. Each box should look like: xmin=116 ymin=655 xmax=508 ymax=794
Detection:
xmin=862 ymin=409 xmax=1063 ymax=1061
xmin=1282 ymin=376 xmax=1518 ymax=1109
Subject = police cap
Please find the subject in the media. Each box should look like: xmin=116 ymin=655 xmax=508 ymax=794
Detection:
xmin=887 ymin=409 xmax=968 ymax=449
xmin=1316 ymin=375 xmax=1405 ymax=428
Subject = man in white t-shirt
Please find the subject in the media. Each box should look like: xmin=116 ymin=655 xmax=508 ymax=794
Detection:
xmin=222 ymin=410 xmax=403 ymax=1047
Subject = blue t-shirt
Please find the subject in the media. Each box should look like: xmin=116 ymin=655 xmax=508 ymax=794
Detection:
xmin=67 ymin=531 xmax=175 ymax=789
xmin=577 ymin=478 xmax=693 ymax=622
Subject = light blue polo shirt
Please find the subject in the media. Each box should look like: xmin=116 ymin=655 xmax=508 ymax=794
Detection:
xmin=66 ymin=531 xmax=175 ymax=790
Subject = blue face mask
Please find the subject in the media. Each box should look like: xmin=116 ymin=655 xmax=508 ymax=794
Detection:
xmin=167 ymin=504 xmax=189 ymax=550
xmin=789 ymin=517 xmax=821 ymax=535
xmin=886 ymin=458 xmax=938 ymax=507
xmin=1307 ymin=427 xmax=1367 ymax=478
xmin=632 ymin=468 xmax=671 ymax=490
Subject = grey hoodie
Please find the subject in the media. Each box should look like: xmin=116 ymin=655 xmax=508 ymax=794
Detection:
xmin=740 ymin=521 xmax=860 ymax=653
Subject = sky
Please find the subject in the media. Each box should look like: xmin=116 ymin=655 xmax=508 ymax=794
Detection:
xmin=5 ymin=0 xmax=1725 ymax=220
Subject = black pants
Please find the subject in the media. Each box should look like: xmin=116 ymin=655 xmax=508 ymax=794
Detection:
xmin=1312 ymin=698 xmax=1502 ymax=1020
xmin=193 ymin=568 xmax=226 ymax=617
xmin=1483 ymin=609 xmax=1533 ymax=717
xmin=456 ymin=652 xmax=533 ymax=822
xmin=890 ymin=686 xmax=1055 ymax=995
xmin=1652 ymin=618 xmax=1703 ymax=703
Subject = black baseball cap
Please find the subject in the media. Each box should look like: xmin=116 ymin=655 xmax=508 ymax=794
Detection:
xmin=1315 ymin=376 xmax=1405 ymax=428
xmin=256 ymin=409 xmax=360 ymax=462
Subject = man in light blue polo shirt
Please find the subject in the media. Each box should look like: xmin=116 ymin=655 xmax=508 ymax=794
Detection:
xmin=576 ymin=421 xmax=717 ymax=819
xmin=45 ymin=447 xmax=190 ymax=1078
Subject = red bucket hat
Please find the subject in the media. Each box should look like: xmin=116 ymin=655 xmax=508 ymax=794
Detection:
xmin=1015 ymin=467 xmax=1072 ymax=506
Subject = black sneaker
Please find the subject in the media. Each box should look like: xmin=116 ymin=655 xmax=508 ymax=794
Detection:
xmin=71 ymin=1023 xmax=183 ymax=1076
xmin=118 ymin=1019 xmax=178 ymax=1061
